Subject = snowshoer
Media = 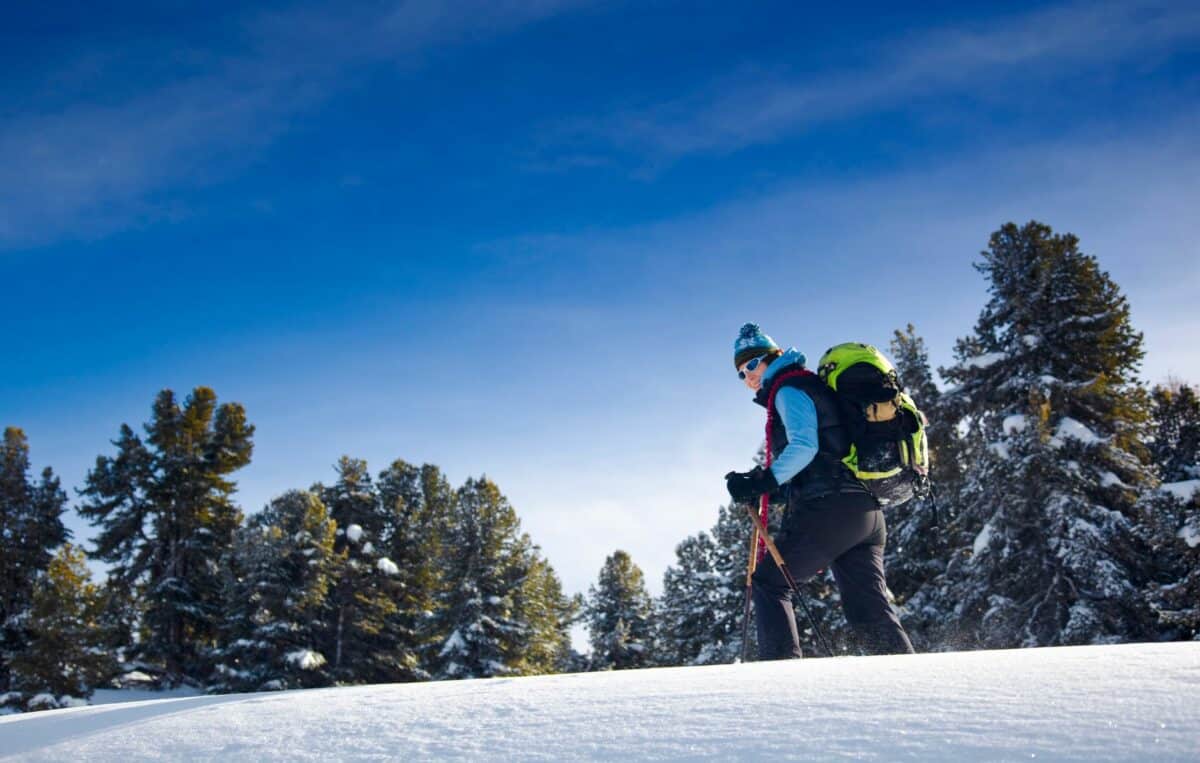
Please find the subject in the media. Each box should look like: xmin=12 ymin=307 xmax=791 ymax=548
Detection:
xmin=725 ymin=323 xmax=914 ymax=659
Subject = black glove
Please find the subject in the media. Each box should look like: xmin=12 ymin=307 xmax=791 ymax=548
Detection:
xmin=725 ymin=466 xmax=779 ymax=503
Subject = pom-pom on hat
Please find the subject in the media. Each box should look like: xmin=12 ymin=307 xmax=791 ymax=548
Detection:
xmin=733 ymin=322 xmax=779 ymax=368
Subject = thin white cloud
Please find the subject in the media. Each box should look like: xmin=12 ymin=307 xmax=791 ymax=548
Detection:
xmin=487 ymin=110 xmax=1200 ymax=377
xmin=0 ymin=0 xmax=596 ymax=249
xmin=0 ymin=70 xmax=299 ymax=246
xmin=553 ymin=0 xmax=1200 ymax=159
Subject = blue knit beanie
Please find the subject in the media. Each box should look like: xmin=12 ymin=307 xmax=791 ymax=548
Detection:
xmin=733 ymin=323 xmax=779 ymax=368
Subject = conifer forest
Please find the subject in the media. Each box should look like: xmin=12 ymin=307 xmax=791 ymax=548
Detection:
xmin=3 ymin=221 xmax=1198 ymax=712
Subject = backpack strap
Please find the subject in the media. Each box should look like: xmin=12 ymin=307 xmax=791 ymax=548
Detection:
xmin=763 ymin=368 xmax=817 ymax=467
xmin=756 ymin=368 xmax=815 ymax=559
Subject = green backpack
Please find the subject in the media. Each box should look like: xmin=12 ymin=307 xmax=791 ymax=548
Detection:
xmin=817 ymin=343 xmax=930 ymax=509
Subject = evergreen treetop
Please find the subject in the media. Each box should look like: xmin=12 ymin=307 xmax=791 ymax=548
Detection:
xmin=944 ymin=221 xmax=1148 ymax=455
xmin=585 ymin=550 xmax=655 ymax=670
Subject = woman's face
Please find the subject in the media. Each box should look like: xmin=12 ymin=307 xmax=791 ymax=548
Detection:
xmin=738 ymin=355 xmax=769 ymax=392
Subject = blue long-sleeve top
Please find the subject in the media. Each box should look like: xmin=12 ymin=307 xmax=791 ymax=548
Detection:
xmin=759 ymin=348 xmax=819 ymax=484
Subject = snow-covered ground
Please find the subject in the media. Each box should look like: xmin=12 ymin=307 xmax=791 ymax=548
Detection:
xmin=2 ymin=642 xmax=1197 ymax=761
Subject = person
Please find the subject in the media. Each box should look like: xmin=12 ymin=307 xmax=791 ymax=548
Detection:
xmin=725 ymin=323 xmax=914 ymax=659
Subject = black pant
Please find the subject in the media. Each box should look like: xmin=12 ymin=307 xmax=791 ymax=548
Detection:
xmin=751 ymin=495 xmax=914 ymax=659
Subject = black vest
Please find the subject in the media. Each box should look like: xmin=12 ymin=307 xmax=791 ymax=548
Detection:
xmin=754 ymin=364 xmax=873 ymax=505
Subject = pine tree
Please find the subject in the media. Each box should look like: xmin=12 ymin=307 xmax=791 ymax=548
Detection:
xmin=912 ymin=221 xmax=1156 ymax=650
xmin=317 ymin=457 xmax=403 ymax=684
xmin=9 ymin=544 xmax=117 ymax=710
xmin=585 ymin=550 xmax=655 ymax=670
xmin=884 ymin=326 xmax=953 ymax=644
xmin=509 ymin=544 xmax=578 ymax=676
xmin=656 ymin=532 xmax=719 ymax=666
xmin=0 ymin=427 xmax=70 ymax=693
xmin=1148 ymin=383 xmax=1200 ymax=482
xmin=704 ymin=502 xmax=758 ymax=662
xmin=95 ymin=579 xmax=139 ymax=672
xmin=375 ymin=460 xmax=455 ymax=681
xmin=1141 ymin=381 xmax=1200 ymax=639
xmin=1139 ymin=486 xmax=1200 ymax=640
xmin=434 ymin=477 xmax=535 ymax=679
xmin=211 ymin=490 xmax=337 ymax=692
xmin=78 ymin=388 xmax=254 ymax=683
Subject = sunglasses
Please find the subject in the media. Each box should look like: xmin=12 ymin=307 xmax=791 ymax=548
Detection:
xmin=738 ymin=355 xmax=767 ymax=379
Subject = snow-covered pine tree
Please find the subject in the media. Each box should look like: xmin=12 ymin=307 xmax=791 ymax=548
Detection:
xmin=434 ymin=477 xmax=534 ymax=680
xmin=1141 ymin=381 xmax=1200 ymax=640
xmin=509 ymin=543 xmax=578 ymax=675
xmin=1139 ymin=483 xmax=1200 ymax=640
xmin=658 ymin=499 xmax=784 ymax=666
xmin=317 ymin=457 xmax=404 ymax=684
xmin=94 ymin=578 xmax=139 ymax=673
xmin=375 ymin=460 xmax=455 ymax=681
xmin=585 ymin=550 xmax=655 ymax=670
xmin=7 ymin=544 xmax=117 ymax=710
xmin=914 ymin=221 xmax=1156 ymax=650
xmin=656 ymin=532 xmax=719 ymax=666
xmin=0 ymin=427 xmax=69 ymax=694
xmin=210 ymin=490 xmax=337 ymax=693
xmin=1148 ymin=383 xmax=1200 ymax=483
xmin=884 ymin=326 xmax=953 ymax=647
xmin=703 ymin=502 xmax=759 ymax=663
xmin=78 ymin=388 xmax=254 ymax=683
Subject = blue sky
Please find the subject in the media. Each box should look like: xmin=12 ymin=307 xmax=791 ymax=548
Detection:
xmin=4 ymin=0 xmax=1199 ymax=601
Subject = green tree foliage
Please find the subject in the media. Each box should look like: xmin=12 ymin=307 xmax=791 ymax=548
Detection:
xmin=434 ymin=477 xmax=543 ymax=679
xmin=884 ymin=326 xmax=953 ymax=646
xmin=321 ymin=457 xmax=384 ymax=541
xmin=95 ymin=579 xmax=139 ymax=668
xmin=0 ymin=427 xmax=69 ymax=693
xmin=510 ymin=545 xmax=579 ymax=675
xmin=1140 ymin=382 xmax=1200 ymax=639
xmin=1148 ymin=383 xmax=1200 ymax=482
xmin=656 ymin=501 xmax=763 ymax=665
xmin=656 ymin=533 xmax=720 ymax=665
xmin=376 ymin=460 xmax=456 ymax=679
xmin=585 ymin=550 xmax=655 ymax=670
xmin=705 ymin=503 xmax=759 ymax=661
xmin=913 ymin=221 xmax=1156 ymax=649
xmin=8 ymin=544 xmax=117 ymax=710
xmin=211 ymin=490 xmax=337 ymax=692
xmin=78 ymin=387 xmax=254 ymax=683
xmin=317 ymin=457 xmax=405 ymax=684
xmin=1139 ymin=486 xmax=1200 ymax=640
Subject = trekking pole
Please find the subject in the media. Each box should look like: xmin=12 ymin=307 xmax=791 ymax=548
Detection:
xmin=743 ymin=502 xmax=836 ymax=658
xmin=740 ymin=489 xmax=772 ymax=662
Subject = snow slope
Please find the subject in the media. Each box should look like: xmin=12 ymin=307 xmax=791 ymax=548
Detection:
xmin=2 ymin=643 xmax=1197 ymax=761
